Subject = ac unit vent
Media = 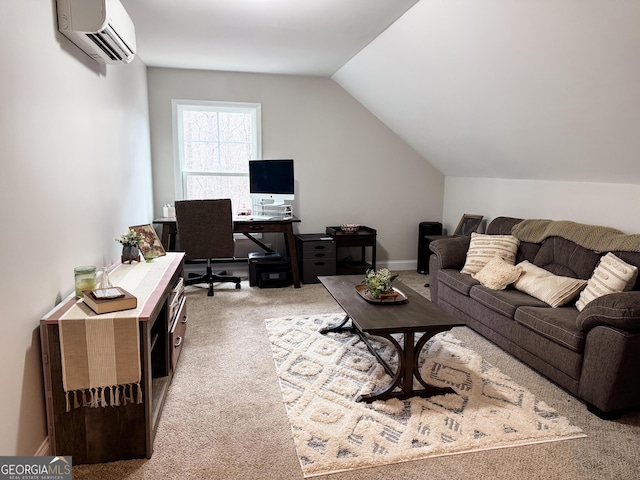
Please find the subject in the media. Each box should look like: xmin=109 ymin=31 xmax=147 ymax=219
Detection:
xmin=57 ymin=0 xmax=136 ymax=65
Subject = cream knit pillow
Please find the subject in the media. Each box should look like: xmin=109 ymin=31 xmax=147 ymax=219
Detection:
xmin=460 ymin=233 xmax=520 ymax=275
xmin=576 ymin=253 xmax=638 ymax=311
xmin=513 ymin=261 xmax=587 ymax=308
xmin=473 ymin=255 xmax=523 ymax=290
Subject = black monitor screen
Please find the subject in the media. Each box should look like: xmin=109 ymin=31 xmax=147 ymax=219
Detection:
xmin=249 ymin=159 xmax=294 ymax=195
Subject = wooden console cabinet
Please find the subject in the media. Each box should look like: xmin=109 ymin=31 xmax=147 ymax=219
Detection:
xmin=40 ymin=253 xmax=186 ymax=464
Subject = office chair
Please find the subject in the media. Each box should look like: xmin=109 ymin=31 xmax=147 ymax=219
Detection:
xmin=175 ymin=199 xmax=242 ymax=296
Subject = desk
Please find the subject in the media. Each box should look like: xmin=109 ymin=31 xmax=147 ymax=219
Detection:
xmin=154 ymin=216 xmax=302 ymax=288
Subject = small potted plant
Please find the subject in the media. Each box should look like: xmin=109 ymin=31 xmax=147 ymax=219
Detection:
xmin=362 ymin=268 xmax=399 ymax=299
xmin=115 ymin=229 xmax=143 ymax=263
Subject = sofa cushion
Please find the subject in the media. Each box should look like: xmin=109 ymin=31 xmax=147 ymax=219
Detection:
xmin=533 ymin=237 xmax=600 ymax=278
xmin=460 ymin=233 xmax=520 ymax=275
xmin=473 ymin=255 xmax=523 ymax=290
xmin=438 ymin=269 xmax=478 ymax=296
xmin=513 ymin=261 xmax=587 ymax=308
xmin=576 ymin=253 xmax=639 ymax=311
xmin=610 ymin=251 xmax=640 ymax=290
xmin=517 ymin=241 xmax=541 ymax=264
xmin=470 ymin=285 xmax=548 ymax=318
xmin=515 ymin=306 xmax=585 ymax=353
xmin=576 ymin=292 xmax=640 ymax=332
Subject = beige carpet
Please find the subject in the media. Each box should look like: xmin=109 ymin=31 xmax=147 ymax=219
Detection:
xmin=266 ymin=313 xmax=585 ymax=477
xmin=70 ymin=271 xmax=640 ymax=480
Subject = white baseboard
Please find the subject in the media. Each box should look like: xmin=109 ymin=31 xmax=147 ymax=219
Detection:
xmin=378 ymin=260 xmax=417 ymax=271
xmin=35 ymin=437 xmax=50 ymax=456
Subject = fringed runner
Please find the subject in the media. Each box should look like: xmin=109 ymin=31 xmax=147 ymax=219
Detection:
xmin=52 ymin=254 xmax=181 ymax=412
xmin=59 ymin=316 xmax=142 ymax=412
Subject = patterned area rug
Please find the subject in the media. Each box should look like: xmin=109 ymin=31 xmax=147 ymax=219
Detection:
xmin=265 ymin=313 xmax=586 ymax=478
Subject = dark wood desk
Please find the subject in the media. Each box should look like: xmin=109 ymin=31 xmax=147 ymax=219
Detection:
xmin=154 ymin=216 xmax=302 ymax=288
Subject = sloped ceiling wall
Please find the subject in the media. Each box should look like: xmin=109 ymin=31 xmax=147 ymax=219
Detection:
xmin=333 ymin=0 xmax=640 ymax=184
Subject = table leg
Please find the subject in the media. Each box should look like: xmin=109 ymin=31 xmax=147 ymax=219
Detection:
xmin=356 ymin=332 xmax=405 ymax=402
xmin=283 ymin=223 xmax=301 ymax=288
xmin=241 ymin=232 xmax=274 ymax=252
xmin=357 ymin=327 xmax=457 ymax=403
xmin=157 ymin=223 xmax=177 ymax=251
xmin=319 ymin=315 xmax=351 ymax=334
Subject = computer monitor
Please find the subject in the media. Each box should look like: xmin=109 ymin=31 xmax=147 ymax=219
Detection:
xmin=249 ymin=159 xmax=294 ymax=205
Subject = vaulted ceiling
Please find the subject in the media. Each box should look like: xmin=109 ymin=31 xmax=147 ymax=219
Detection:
xmin=120 ymin=0 xmax=419 ymax=76
xmin=122 ymin=0 xmax=640 ymax=184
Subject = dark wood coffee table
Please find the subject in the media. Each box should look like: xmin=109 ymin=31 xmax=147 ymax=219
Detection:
xmin=319 ymin=275 xmax=465 ymax=403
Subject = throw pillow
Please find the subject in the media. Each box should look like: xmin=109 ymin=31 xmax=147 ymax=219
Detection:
xmin=473 ymin=255 xmax=523 ymax=290
xmin=460 ymin=233 xmax=520 ymax=275
xmin=513 ymin=261 xmax=587 ymax=308
xmin=575 ymin=252 xmax=638 ymax=312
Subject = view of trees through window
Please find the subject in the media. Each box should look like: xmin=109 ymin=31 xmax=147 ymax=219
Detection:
xmin=175 ymin=101 xmax=261 ymax=214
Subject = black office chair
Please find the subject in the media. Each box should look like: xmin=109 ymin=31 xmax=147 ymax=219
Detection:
xmin=175 ymin=199 xmax=242 ymax=296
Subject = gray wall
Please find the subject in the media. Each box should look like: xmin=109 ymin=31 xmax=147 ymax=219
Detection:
xmin=147 ymin=68 xmax=444 ymax=267
xmin=0 ymin=1 xmax=153 ymax=455
xmin=442 ymin=178 xmax=640 ymax=235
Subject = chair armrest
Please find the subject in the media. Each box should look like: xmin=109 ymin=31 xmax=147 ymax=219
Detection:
xmin=576 ymin=292 xmax=640 ymax=333
xmin=429 ymin=236 xmax=471 ymax=270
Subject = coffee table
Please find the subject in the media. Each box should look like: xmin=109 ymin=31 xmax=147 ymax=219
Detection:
xmin=319 ymin=275 xmax=464 ymax=403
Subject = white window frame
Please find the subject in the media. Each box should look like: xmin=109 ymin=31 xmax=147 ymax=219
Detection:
xmin=171 ymin=99 xmax=262 ymax=201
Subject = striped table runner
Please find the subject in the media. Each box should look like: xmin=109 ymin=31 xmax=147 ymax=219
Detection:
xmin=54 ymin=254 xmax=180 ymax=411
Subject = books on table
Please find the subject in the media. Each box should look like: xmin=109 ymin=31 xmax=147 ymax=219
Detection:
xmin=82 ymin=287 xmax=137 ymax=314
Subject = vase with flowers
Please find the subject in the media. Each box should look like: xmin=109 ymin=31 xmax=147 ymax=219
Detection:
xmin=115 ymin=229 xmax=143 ymax=263
xmin=362 ymin=268 xmax=399 ymax=299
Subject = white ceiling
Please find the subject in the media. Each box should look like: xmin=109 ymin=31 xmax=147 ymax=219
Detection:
xmin=120 ymin=0 xmax=419 ymax=76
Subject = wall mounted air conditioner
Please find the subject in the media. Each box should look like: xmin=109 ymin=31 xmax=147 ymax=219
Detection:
xmin=56 ymin=0 xmax=136 ymax=64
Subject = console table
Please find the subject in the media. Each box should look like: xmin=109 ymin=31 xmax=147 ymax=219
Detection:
xmin=40 ymin=253 xmax=186 ymax=464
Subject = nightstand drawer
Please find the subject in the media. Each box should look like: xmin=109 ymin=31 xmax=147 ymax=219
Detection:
xmin=301 ymin=240 xmax=335 ymax=257
xmin=295 ymin=234 xmax=336 ymax=258
xmin=301 ymin=258 xmax=336 ymax=284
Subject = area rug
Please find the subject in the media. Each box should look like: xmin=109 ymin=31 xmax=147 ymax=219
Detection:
xmin=265 ymin=313 xmax=586 ymax=478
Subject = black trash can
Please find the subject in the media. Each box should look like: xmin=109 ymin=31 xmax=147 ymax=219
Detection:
xmin=417 ymin=221 xmax=442 ymax=274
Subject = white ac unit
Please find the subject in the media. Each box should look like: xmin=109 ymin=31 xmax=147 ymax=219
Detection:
xmin=56 ymin=0 xmax=136 ymax=64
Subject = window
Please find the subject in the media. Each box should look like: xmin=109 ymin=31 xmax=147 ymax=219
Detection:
xmin=173 ymin=100 xmax=261 ymax=213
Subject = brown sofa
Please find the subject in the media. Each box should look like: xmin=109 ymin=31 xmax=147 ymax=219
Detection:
xmin=429 ymin=216 xmax=640 ymax=417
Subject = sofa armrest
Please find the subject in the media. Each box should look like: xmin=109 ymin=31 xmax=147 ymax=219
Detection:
xmin=429 ymin=236 xmax=471 ymax=270
xmin=576 ymin=292 xmax=640 ymax=333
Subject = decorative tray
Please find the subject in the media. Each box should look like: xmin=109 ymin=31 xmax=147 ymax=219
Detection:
xmin=355 ymin=284 xmax=408 ymax=304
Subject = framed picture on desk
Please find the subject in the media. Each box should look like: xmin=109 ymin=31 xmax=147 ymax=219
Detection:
xmin=130 ymin=224 xmax=166 ymax=260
